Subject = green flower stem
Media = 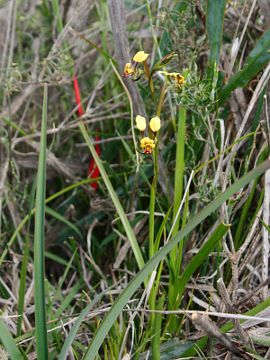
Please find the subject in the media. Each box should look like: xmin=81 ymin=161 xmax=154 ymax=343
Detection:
xmin=149 ymin=144 xmax=159 ymax=327
xmin=168 ymin=106 xmax=186 ymax=333
xmin=34 ymin=85 xmax=48 ymax=360
xmin=151 ymin=294 xmax=165 ymax=360
xmin=149 ymin=146 xmax=158 ymax=259
xmin=148 ymin=94 xmax=164 ymax=352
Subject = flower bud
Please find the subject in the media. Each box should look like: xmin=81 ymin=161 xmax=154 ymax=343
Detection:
xmin=149 ymin=116 xmax=161 ymax=133
xmin=135 ymin=115 xmax=147 ymax=131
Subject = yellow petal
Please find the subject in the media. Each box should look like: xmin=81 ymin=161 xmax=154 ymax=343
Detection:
xmin=149 ymin=116 xmax=161 ymax=132
xmin=133 ymin=51 xmax=149 ymax=63
xmin=140 ymin=137 xmax=155 ymax=154
xmin=159 ymin=71 xmax=170 ymax=76
xmin=135 ymin=115 xmax=147 ymax=131
xmin=159 ymin=71 xmax=185 ymax=85
xmin=123 ymin=62 xmax=135 ymax=77
xmin=172 ymin=74 xmax=185 ymax=85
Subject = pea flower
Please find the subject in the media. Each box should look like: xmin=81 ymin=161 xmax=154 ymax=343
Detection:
xmin=123 ymin=50 xmax=150 ymax=80
xmin=159 ymin=71 xmax=185 ymax=86
xmin=140 ymin=137 xmax=155 ymax=154
xmin=123 ymin=62 xmax=135 ymax=77
xmin=133 ymin=51 xmax=149 ymax=63
xmin=135 ymin=115 xmax=147 ymax=131
xmin=149 ymin=116 xmax=161 ymax=133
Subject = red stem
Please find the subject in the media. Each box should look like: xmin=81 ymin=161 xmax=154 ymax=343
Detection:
xmin=73 ymin=74 xmax=100 ymax=190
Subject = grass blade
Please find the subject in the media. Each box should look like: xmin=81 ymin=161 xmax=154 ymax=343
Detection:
xmin=206 ymin=0 xmax=226 ymax=68
xmin=151 ymin=294 xmax=165 ymax=360
xmin=172 ymin=107 xmax=186 ymax=238
xmin=221 ymin=28 xmax=270 ymax=102
xmin=82 ymin=159 xmax=270 ymax=360
xmin=59 ymin=287 xmax=116 ymax=360
xmin=34 ymin=84 xmax=48 ymax=359
xmin=17 ymin=177 xmax=37 ymax=337
xmin=0 ymin=318 xmax=24 ymax=360
xmin=170 ymin=107 xmax=186 ymax=276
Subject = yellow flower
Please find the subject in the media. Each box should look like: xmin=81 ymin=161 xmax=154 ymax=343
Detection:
xmin=149 ymin=116 xmax=161 ymax=133
xmin=159 ymin=71 xmax=185 ymax=86
xmin=140 ymin=137 xmax=155 ymax=154
xmin=172 ymin=73 xmax=185 ymax=85
xmin=123 ymin=62 xmax=135 ymax=77
xmin=133 ymin=51 xmax=149 ymax=63
xmin=135 ymin=115 xmax=147 ymax=131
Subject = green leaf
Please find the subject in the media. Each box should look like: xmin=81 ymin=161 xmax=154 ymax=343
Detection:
xmin=17 ymin=178 xmax=37 ymax=337
xmin=172 ymin=107 xmax=186 ymax=238
xmin=221 ymin=28 xmax=270 ymax=102
xmin=206 ymin=0 xmax=226 ymax=67
xmin=140 ymin=339 xmax=193 ymax=360
xmin=151 ymin=294 xmax=166 ymax=360
xmin=82 ymin=159 xmax=270 ymax=360
xmin=0 ymin=318 xmax=24 ymax=360
xmin=34 ymin=85 xmax=48 ymax=360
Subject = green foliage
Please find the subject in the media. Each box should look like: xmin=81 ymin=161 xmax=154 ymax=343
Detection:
xmin=0 ymin=319 xmax=24 ymax=360
xmin=221 ymin=28 xmax=270 ymax=102
xmin=82 ymin=159 xmax=270 ymax=359
xmin=206 ymin=0 xmax=227 ymax=67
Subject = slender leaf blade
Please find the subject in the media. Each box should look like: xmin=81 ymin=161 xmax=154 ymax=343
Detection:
xmin=221 ymin=28 xmax=270 ymax=102
xmin=0 ymin=318 xmax=24 ymax=360
xmin=206 ymin=0 xmax=226 ymax=67
xmin=34 ymin=85 xmax=48 ymax=359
